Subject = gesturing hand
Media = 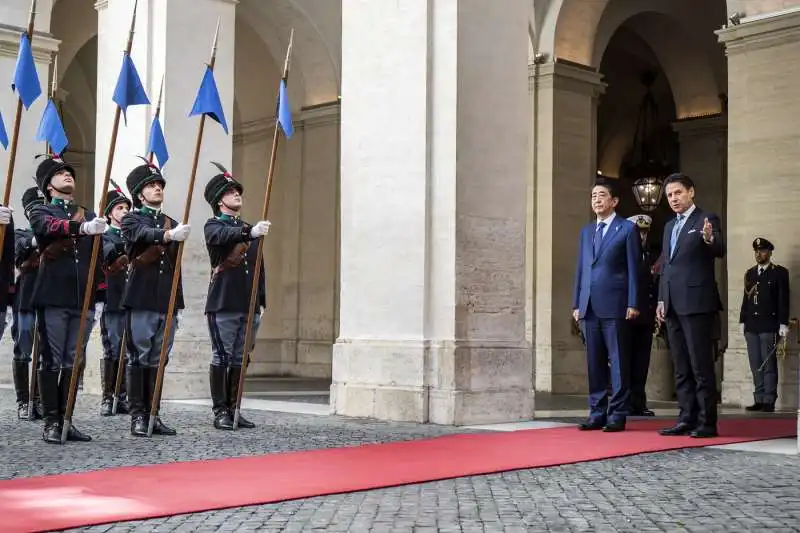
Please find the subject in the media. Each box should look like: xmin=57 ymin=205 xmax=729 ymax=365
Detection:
xmin=702 ymin=217 xmax=713 ymax=243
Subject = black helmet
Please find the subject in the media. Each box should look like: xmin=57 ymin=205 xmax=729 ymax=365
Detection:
xmin=35 ymin=155 xmax=76 ymax=200
xmin=104 ymin=179 xmax=132 ymax=217
xmin=125 ymin=157 xmax=166 ymax=208
xmin=203 ymin=161 xmax=243 ymax=214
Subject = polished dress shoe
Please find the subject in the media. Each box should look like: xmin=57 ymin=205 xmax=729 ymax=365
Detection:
xmin=690 ymin=427 xmax=718 ymax=438
xmin=745 ymin=403 xmax=762 ymax=412
xmin=659 ymin=422 xmax=695 ymax=436
xmin=761 ymin=403 xmax=775 ymax=413
xmin=578 ymin=419 xmax=605 ymax=431
xmin=630 ymin=408 xmax=655 ymax=417
xmin=603 ymin=421 xmax=626 ymax=432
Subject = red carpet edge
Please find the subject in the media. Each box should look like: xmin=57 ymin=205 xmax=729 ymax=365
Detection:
xmin=0 ymin=417 xmax=794 ymax=533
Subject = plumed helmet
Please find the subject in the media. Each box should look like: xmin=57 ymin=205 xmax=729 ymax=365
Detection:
xmin=21 ymin=185 xmax=45 ymax=215
xmin=35 ymin=154 xmax=76 ymax=200
xmin=203 ymin=161 xmax=243 ymax=213
xmin=104 ymin=178 xmax=132 ymax=217
xmin=125 ymin=157 xmax=166 ymax=208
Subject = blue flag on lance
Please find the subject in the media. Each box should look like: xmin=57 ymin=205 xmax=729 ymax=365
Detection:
xmin=189 ymin=66 xmax=228 ymax=134
xmin=277 ymin=79 xmax=293 ymax=139
xmin=112 ymin=54 xmax=150 ymax=124
xmin=12 ymin=33 xmax=42 ymax=110
xmin=0 ymin=111 xmax=8 ymax=150
xmin=36 ymin=99 xmax=69 ymax=156
xmin=147 ymin=114 xmax=169 ymax=167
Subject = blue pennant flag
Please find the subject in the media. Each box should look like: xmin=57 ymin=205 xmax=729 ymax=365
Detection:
xmin=112 ymin=53 xmax=150 ymax=124
xmin=189 ymin=66 xmax=228 ymax=134
xmin=12 ymin=33 xmax=42 ymax=110
xmin=36 ymin=99 xmax=69 ymax=156
xmin=0 ymin=111 xmax=8 ymax=150
xmin=147 ymin=115 xmax=169 ymax=168
xmin=277 ymin=79 xmax=294 ymax=139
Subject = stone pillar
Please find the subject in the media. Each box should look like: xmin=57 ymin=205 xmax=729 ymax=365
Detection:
xmin=531 ymin=61 xmax=604 ymax=395
xmin=672 ymin=115 xmax=728 ymax=400
xmin=718 ymin=11 xmax=800 ymax=432
xmin=334 ymin=0 xmax=532 ymax=425
xmin=87 ymin=0 xmax=236 ymax=397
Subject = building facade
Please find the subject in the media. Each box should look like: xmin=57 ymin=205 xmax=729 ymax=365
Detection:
xmin=0 ymin=0 xmax=797 ymax=430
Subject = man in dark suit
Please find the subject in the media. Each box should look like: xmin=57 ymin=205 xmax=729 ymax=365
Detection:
xmin=627 ymin=214 xmax=659 ymax=416
xmin=573 ymin=180 xmax=641 ymax=432
xmin=656 ymin=173 xmax=725 ymax=438
xmin=739 ymin=237 xmax=790 ymax=413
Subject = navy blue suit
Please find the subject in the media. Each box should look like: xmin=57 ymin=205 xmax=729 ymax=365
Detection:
xmin=573 ymin=215 xmax=641 ymax=423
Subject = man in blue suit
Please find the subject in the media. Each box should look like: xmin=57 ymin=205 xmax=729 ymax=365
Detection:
xmin=572 ymin=180 xmax=641 ymax=432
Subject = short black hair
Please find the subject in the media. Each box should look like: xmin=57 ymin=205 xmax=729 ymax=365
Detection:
xmin=663 ymin=173 xmax=695 ymax=191
xmin=592 ymin=179 xmax=619 ymax=199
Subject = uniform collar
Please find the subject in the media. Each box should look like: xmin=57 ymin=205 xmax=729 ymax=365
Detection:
xmin=108 ymin=225 xmax=122 ymax=235
xmin=218 ymin=213 xmax=241 ymax=223
xmin=51 ymin=197 xmax=73 ymax=208
xmin=138 ymin=205 xmax=161 ymax=217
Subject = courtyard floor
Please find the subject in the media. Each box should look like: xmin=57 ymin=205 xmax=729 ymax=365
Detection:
xmin=0 ymin=386 xmax=798 ymax=533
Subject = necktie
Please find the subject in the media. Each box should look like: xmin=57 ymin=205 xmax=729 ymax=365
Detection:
xmin=759 ymin=267 xmax=764 ymax=277
xmin=670 ymin=215 xmax=684 ymax=258
xmin=593 ymin=222 xmax=606 ymax=257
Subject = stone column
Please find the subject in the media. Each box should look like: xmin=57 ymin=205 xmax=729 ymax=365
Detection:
xmin=718 ymin=11 xmax=800 ymax=429
xmin=334 ymin=0 xmax=532 ymax=425
xmin=87 ymin=0 xmax=236 ymax=397
xmin=531 ymin=61 xmax=605 ymax=395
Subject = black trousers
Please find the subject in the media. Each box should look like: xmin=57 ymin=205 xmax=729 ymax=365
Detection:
xmin=666 ymin=311 xmax=718 ymax=429
xmin=629 ymin=322 xmax=654 ymax=411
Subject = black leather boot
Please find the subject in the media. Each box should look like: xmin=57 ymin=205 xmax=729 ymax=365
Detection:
xmin=145 ymin=367 xmax=176 ymax=436
xmin=30 ymin=373 xmax=43 ymax=421
xmin=58 ymin=369 xmax=91 ymax=442
xmin=38 ymin=369 xmax=62 ymax=444
xmin=126 ymin=366 xmax=149 ymax=437
xmin=12 ymin=360 xmax=30 ymax=420
xmin=100 ymin=359 xmax=115 ymax=416
xmin=227 ymin=366 xmax=255 ymax=429
xmin=210 ymin=365 xmax=234 ymax=430
xmin=116 ymin=366 xmax=129 ymax=415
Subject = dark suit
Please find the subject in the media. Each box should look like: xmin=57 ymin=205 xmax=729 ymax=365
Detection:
xmin=573 ymin=215 xmax=641 ymax=423
xmin=659 ymin=206 xmax=725 ymax=431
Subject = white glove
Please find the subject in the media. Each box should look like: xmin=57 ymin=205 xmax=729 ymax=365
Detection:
xmin=0 ymin=206 xmax=12 ymax=225
xmin=176 ymin=310 xmax=182 ymax=330
xmin=30 ymin=236 xmax=37 ymax=247
xmin=250 ymin=220 xmax=271 ymax=239
xmin=780 ymin=324 xmax=789 ymax=337
xmin=739 ymin=323 xmax=745 ymax=336
xmin=81 ymin=217 xmax=108 ymax=235
xmin=95 ymin=302 xmax=104 ymax=315
xmin=259 ymin=306 xmax=265 ymax=318
xmin=167 ymin=223 xmax=191 ymax=242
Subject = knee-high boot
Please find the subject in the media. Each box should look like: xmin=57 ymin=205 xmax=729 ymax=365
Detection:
xmin=100 ymin=359 xmax=113 ymax=416
xmin=58 ymin=369 xmax=91 ymax=442
xmin=210 ymin=365 xmax=233 ymax=430
xmin=127 ymin=365 xmax=148 ymax=437
xmin=144 ymin=367 xmax=176 ymax=436
xmin=227 ymin=366 xmax=255 ymax=429
xmin=12 ymin=360 xmax=30 ymax=420
xmin=38 ymin=369 xmax=61 ymax=444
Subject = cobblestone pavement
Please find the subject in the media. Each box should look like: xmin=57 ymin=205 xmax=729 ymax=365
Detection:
xmin=2 ymin=389 xmax=799 ymax=532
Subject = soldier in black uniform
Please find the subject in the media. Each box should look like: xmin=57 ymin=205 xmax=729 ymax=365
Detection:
xmin=122 ymin=161 xmax=188 ymax=437
xmin=739 ymin=237 xmax=790 ymax=412
xmin=11 ymin=186 xmax=45 ymax=420
xmin=98 ymin=186 xmax=132 ymax=416
xmin=626 ymin=215 xmax=659 ymax=416
xmin=203 ymin=163 xmax=270 ymax=430
xmin=28 ymin=155 xmax=107 ymax=444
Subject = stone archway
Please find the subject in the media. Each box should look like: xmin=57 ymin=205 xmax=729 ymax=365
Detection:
xmin=233 ymin=0 xmax=341 ymax=383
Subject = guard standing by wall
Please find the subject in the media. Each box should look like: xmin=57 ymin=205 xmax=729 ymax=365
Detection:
xmin=99 ymin=186 xmax=132 ymax=416
xmin=739 ymin=237 xmax=790 ymax=412
xmin=203 ymin=163 xmax=270 ymax=430
xmin=28 ymin=155 xmax=107 ymax=444
xmin=627 ymin=214 xmax=659 ymax=416
xmin=122 ymin=160 xmax=189 ymax=437
xmin=11 ymin=186 xmax=44 ymax=420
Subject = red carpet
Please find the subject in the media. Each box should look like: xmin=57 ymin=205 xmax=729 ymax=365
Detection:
xmin=0 ymin=417 xmax=794 ymax=533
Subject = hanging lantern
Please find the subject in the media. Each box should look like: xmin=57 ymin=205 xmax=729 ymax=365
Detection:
xmin=632 ymin=176 xmax=664 ymax=212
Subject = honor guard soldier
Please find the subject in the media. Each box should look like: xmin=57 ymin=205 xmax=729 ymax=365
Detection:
xmin=627 ymin=214 xmax=659 ymax=416
xmin=28 ymin=155 xmax=107 ymax=444
xmin=122 ymin=159 xmax=188 ymax=437
xmin=739 ymin=237 xmax=790 ymax=412
xmin=11 ymin=186 xmax=45 ymax=420
xmin=98 ymin=184 xmax=132 ymax=416
xmin=203 ymin=163 xmax=270 ymax=430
